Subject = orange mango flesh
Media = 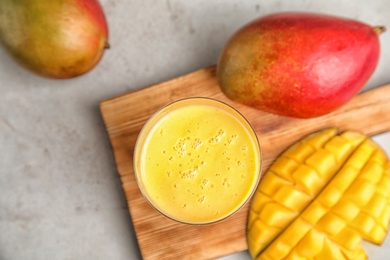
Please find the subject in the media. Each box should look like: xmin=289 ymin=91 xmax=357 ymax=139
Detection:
xmin=248 ymin=128 xmax=390 ymax=259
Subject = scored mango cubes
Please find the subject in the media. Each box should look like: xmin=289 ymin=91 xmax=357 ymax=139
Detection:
xmin=248 ymin=128 xmax=390 ymax=259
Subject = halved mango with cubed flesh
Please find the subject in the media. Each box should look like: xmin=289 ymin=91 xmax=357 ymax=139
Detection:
xmin=248 ymin=128 xmax=390 ymax=259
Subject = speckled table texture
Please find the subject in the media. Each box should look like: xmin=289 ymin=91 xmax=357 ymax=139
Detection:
xmin=1 ymin=0 xmax=390 ymax=259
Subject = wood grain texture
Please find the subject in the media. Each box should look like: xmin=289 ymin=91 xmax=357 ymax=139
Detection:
xmin=99 ymin=66 xmax=390 ymax=260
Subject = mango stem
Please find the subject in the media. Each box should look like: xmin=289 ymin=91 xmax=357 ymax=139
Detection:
xmin=373 ymin=26 xmax=386 ymax=35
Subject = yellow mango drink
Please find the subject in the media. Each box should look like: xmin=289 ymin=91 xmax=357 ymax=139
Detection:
xmin=134 ymin=98 xmax=262 ymax=224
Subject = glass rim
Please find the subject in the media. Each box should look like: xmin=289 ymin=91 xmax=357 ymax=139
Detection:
xmin=133 ymin=97 xmax=262 ymax=225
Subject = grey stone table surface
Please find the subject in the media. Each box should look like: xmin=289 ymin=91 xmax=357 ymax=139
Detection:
xmin=1 ymin=0 xmax=390 ymax=259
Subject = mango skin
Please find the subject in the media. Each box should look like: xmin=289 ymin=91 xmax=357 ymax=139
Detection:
xmin=0 ymin=0 xmax=109 ymax=79
xmin=217 ymin=12 xmax=381 ymax=118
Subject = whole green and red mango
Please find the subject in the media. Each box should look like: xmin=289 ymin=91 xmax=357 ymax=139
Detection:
xmin=217 ymin=12 xmax=384 ymax=118
xmin=0 ymin=0 xmax=109 ymax=79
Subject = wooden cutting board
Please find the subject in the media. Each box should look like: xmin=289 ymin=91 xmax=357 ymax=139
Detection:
xmin=99 ymin=66 xmax=390 ymax=260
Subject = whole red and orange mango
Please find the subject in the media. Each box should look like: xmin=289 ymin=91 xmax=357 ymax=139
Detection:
xmin=217 ymin=12 xmax=384 ymax=118
xmin=0 ymin=0 xmax=109 ymax=79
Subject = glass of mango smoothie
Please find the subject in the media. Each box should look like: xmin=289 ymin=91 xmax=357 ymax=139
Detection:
xmin=133 ymin=97 xmax=261 ymax=224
